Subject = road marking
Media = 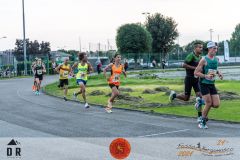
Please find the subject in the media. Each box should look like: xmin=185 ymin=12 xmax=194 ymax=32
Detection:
xmin=138 ymin=129 xmax=190 ymax=137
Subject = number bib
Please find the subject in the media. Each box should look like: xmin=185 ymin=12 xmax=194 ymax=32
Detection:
xmin=37 ymin=69 xmax=43 ymax=75
xmin=62 ymin=71 xmax=68 ymax=78
xmin=113 ymin=74 xmax=120 ymax=82
xmin=206 ymin=69 xmax=217 ymax=81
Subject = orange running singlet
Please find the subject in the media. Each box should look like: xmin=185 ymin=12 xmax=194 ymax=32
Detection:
xmin=108 ymin=64 xmax=123 ymax=86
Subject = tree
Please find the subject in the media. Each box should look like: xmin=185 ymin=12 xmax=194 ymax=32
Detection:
xmin=29 ymin=40 xmax=40 ymax=55
xmin=40 ymin=41 xmax=51 ymax=54
xmin=168 ymin=44 xmax=184 ymax=60
xmin=145 ymin=13 xmax=179 ymax=59
xmin=116 ymin=23 xmax=152 ymax=62
xmin=14 ymin=39 xmax=30 ymax=61
xmin=13 ymin=39 xmax=51 ymax=61
xmin=183 ymin=40 xmax=205 ymax=53
xmin=217 ymin=41 xmax=224 ymax=55
xmin=230 ymin=24 xmax=240 ymax=57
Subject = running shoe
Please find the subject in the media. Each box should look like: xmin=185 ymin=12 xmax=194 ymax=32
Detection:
xmin=35 ymin=91 xmax=40 ymax=95
xmin=105 ymin=108 xmax=112 ymax=113
xmin=32 ymin=85 xmax=36 ymax=92
xmin=72 ymin=91 xmax=77 ymax=100
xmin=198 ymin=122 xmax=208 ymax=129
xmin=84 ymin=103 xmax=90 ymax=108
xmin=197 ymin=116 xmax=202 ymax=123
xmin=169 ymin=91 xmax=176 ymax=102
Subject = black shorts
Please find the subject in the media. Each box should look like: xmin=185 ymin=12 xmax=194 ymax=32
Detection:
xmin=109 ymin=84 xmax=119 ymax=89
xmin=59 ymin=79 xmax=69 ymax=87
xmin=35 ymin=75 xmax=43 ymax=81
xmin=184 ymin=76 xmax=200 ymax=96
xmin=200 ymin=83 xmax=218 ymax=96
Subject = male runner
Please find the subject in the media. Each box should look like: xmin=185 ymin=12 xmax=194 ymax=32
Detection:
xmin=72 ymin=52 xmax=93 ymax=108
xmin=194 ymin=41 xmax=223 ymax=129
xmin=55 ymin=58 xmax=72 ymax=101
xmin=169 ymin=42 xmax=204 ymax=122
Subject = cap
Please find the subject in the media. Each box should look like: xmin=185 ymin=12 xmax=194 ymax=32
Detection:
xmin=207 ymin=41 xmax=217 ymax=48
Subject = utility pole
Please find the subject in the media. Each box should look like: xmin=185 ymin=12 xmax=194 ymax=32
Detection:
xmin=22 ymin=0 xmax=27 ymax=75
xmin=209 ymin=29 xmax=213 ymax=41
xmin=79 ymin=36 xmax=81 ymax=52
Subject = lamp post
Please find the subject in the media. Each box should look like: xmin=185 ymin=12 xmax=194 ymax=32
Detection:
xmin=22 ymin=0 xmax=27 ymax=75
xmin=142 ymin=12 xmax=150 ymax=24
xmin=209 ymin=29 xmax=213 ymax=41
xmin=0 ymin=36 xmax=7 ymax=39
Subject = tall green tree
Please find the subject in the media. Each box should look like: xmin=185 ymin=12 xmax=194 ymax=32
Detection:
xmin=29 ymin=40 xmax=40 ymax=55
xmin=184 ymin=40 xmax=205 ymax=53
xmin=14 ymin=39 xmax=51 ymax=61
xmin=116 ymin=23 xmax=152 ymax=62
xmin=40 ymin=41 xmax=51 ymax=55
xmin=230 ymin=24 xmax=240 ymax=56
xmin=145 ymin=13 xmax=179 ymax=59
xmin=14 ymin=39 xmax=30 ymax=61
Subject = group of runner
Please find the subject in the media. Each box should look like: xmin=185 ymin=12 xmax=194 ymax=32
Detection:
xmin=31 ymin=41 xmax=222 ymax=128
xmin=169 ymin=41 xmax=223 ymax=129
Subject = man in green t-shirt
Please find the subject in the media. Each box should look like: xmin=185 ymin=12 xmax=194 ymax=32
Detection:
xmin=194 ymin=41 xmax=223 ymax=129
xmin=169 ymin=42 xmax=204 ymax=122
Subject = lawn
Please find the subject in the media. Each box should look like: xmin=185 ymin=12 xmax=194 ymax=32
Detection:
xmin=44 ymin=73 xmax=240 ymax=122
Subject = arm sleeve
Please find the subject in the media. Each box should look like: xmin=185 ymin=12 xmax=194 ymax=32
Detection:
xmin=184 ymin=54 xmax=193 ymax=64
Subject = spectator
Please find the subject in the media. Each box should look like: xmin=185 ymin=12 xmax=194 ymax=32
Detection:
xmin=124 ymin=59 xmax=129 ymax=71
xmin=152 ymin=59 xmax=157 ymax=68
xmin=52 ymin=60 xmax=56 ymax=74
xmin=162 ymin=60 xmax=166 ymax=70
xmin=96 ymin=58 xmax=102 ymax=74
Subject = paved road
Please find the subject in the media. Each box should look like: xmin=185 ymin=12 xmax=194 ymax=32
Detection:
xmin=0 ymin=75 xmax=239 ymax=137
xmin=0 ymin=76 xmax=239 ymax=160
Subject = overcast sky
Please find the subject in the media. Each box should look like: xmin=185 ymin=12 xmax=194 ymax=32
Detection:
xmin=0 ymin=0 xmax=239 ymax=51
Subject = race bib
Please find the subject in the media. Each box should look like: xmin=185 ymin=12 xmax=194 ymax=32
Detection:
xmin=63 ymin=71 xmax=68 ymax=78
xmin=206 ymin=69 xmax=217 ymax=81
xmin=80 ymin=73 xmax=85 ymax=79
xmin=113 ymin=74 xmax=120 ymax=82
xmin=37 ymin=70 xmax=43 ymax=75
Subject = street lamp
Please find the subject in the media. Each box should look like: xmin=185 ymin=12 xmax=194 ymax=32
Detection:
xmin=141 ymin=12 xmax=150 ymax=26
xmin=142 ymin=12 xmax=150 ymax=16
xmin=22 ymin=0 xmax=27 ymax=75
xmin=0 ymin=36 xmax=7 ymax=39
xmin=209 ymin=29 xmax=213 ymax=41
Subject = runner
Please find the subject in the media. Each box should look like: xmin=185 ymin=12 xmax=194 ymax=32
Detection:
xmin=103 ymin=53 xmax=127 ymax=113
xmin=31 ymin=57 xmax=38 ymax=92
xmin=55 ymin=58 xmax=72 ymax=101
xmin=72 ymin=52 xmax=93 ymax=108
xmin=169 ymin=42 xmax=204 ymax=122
xmin=32 ymin=58 xmax=46 ymax=95
xmin=194 ymin=41 xmax=223 ymax=129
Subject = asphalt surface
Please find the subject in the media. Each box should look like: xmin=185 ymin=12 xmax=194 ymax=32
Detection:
xmin=0 ymin=75 xmax=240 ymax=160
xmin=0 ymin=75 xmax=239 ymax=138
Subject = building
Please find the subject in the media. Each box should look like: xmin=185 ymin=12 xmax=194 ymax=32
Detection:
xmin=0 ymin=50 xmax=15 ymax=67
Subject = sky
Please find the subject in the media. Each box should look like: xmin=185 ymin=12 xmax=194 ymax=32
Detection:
xmin=0 ymin=0 xmax=239 ymax=51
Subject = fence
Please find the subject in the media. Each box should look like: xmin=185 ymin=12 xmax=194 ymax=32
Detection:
xmin=2 ymin=51 xmax=240 ymax=77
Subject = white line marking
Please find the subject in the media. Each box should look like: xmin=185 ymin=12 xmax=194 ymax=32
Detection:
xmin=138 ymin=129 xmax=190 ymax=137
